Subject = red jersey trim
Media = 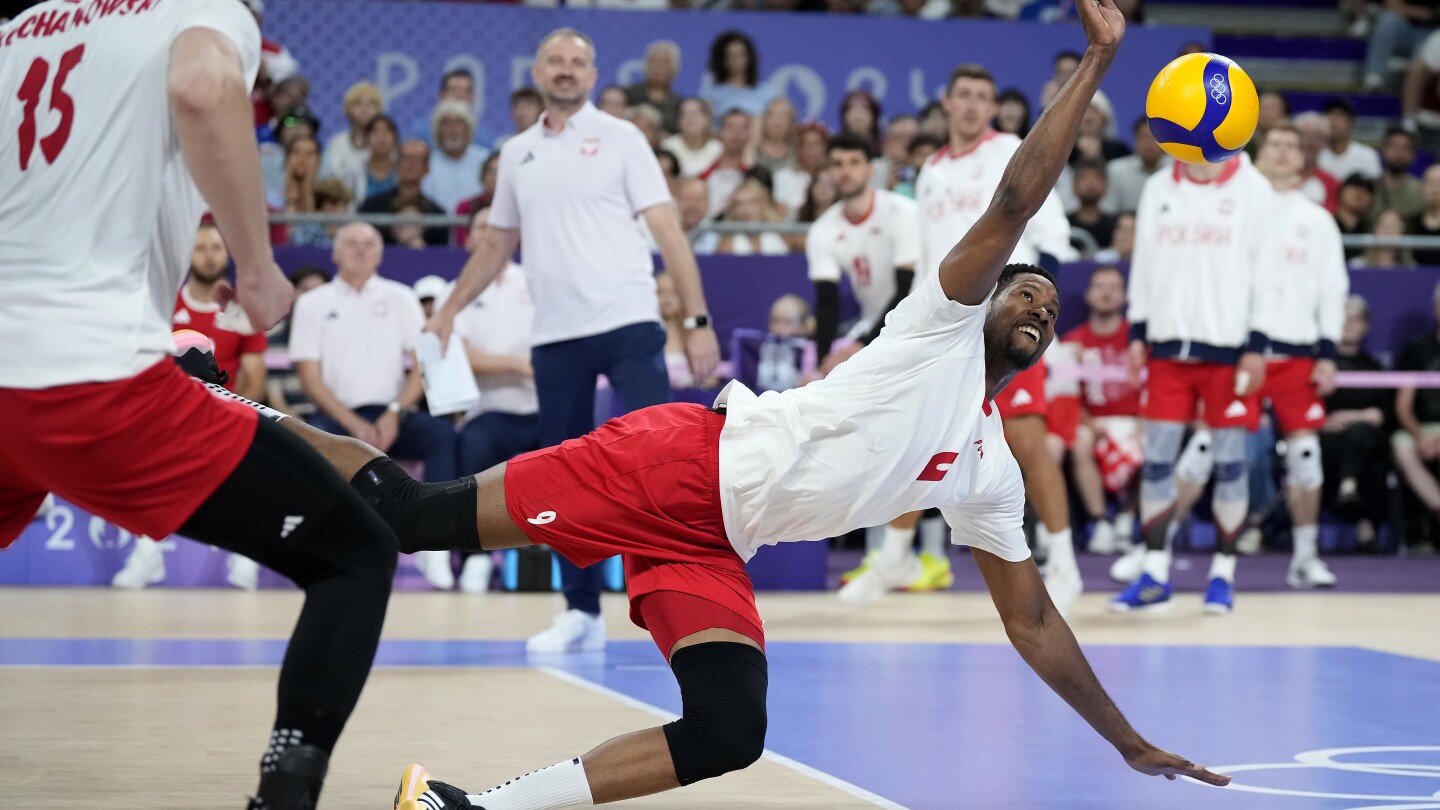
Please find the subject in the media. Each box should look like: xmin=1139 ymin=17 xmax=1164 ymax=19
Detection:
xmin=844 ymin=189 xmax=877 ymax=225
xmin=928 ymin=130 xmax=999 ymax=166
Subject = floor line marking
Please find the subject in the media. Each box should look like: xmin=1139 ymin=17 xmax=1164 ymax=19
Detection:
xmin=536 ymin=666 xmax=909 ymax=810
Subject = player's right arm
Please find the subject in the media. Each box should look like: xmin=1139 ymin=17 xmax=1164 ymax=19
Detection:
xmin=969 ymin=547 xmax=1232 ymax=786
xmin=937 ymin=0 xmax=1123 ymax=306
xmin=168 ymin=29 xmax=291 ymax=331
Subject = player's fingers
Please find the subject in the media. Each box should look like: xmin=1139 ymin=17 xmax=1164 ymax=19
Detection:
xmin=1165 ymin=773 xmax=1176 ymax=780
xmin=1189 ymin=765 xmax=1231 ymax=786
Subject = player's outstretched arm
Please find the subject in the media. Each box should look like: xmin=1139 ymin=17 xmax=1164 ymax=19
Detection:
xmin=969 ymin=548 xmax=1232 ymax=787
xmin=937 ymin=0 xmax=1124 ymax=306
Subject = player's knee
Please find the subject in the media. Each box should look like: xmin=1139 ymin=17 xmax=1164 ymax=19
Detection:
xmin=1175 ymin=430 xmax=1214 ymax=485
xmin=663 ymin=642 xmax=768 ymax=785
xmin=1285 ymin=433 xmax=1324 ymax=491
xmin=294 ymin=487 xmax=399 ymax=590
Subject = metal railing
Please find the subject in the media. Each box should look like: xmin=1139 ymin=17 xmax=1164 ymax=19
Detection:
xmin=265 ymin=211 xmax=1440 ymax=252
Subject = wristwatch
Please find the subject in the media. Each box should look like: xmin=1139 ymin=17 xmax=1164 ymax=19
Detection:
xmin=682 ymin=314 xmax=711 ymax=330
xmin=385 ymin=401 xmax=403 ymax=415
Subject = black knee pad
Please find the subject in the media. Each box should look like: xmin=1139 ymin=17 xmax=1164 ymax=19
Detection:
xmin=350 ymin=458 xmax=480 ymax=554
xmin=662 ymin=642 xmax=768 ymax=786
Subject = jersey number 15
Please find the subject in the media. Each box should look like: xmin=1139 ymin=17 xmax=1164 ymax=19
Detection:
xmin=16 ymin=45 xmax=85 ymax=172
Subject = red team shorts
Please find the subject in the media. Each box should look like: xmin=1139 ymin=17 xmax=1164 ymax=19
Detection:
xmin=0 ymin=360 xmax=258 ymax=549
xmin=997 ymin=359 xmax=1049 ymax=420
xmin=1141 ymin=358 xmax=1262 ymax=429
xmin=1047 ymin=395 xmax=1081 ymax=447
xmin=503 ymin=403 xmax=765 ymax=658
xmin=1259 ymin=357 xmax=1326 ymax=433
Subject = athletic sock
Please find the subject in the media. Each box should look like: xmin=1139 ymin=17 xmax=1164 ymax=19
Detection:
xmin=1209 ymin=553 xmax=1237 ymax=582
xmin=1142 ymin=549 xmax=1172 ymax=583
xmin=1292 ymin=525 xmax=1319 ymax=562
xmin=350 ymin=458 xmax=480 ymax=553
xmin=918 ymin=516 xmax=948 ymax=559
xmin=465 ymin=758 xmax=594 ymax=810
xmin=1039 ymin=526 xmax=1077 ymax=572
xmin=878 ymin=524 xmax=917 ymax=568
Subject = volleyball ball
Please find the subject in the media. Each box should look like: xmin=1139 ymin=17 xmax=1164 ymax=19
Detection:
xmin=1145 ymin=53 xmax=1259 ymax=165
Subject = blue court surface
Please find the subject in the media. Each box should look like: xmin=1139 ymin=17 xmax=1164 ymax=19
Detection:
xmin=5 ymin=637 xmax=1438 ymax=809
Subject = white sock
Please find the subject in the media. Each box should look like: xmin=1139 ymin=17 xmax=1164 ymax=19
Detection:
xmin=1209 ymin=553 xmax=1237 ymax=583
xmin=864 ymin=524 xmax=884 ymax=553
xmin=1039 ymin=526 xmax=1076 ymax=572
xmin=1292 ymin=525 xmax=1319 ymax=561
xmin=466 ymin=758 xmax=594 ymax=810
xmin=1142 ymin=549 xmax=1172 ymax=583
xmin=1114 ymin=511 xmax=1135 ymax=542
xmin=878 ymin=524 xmax=917 ymax=567
xmin=918 ymin=516 xmax=948 ymax=559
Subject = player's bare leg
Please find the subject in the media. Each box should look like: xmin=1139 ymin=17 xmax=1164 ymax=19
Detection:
xmin=1282 ymin=431 xmax=1336 ymax=588
xmin=1071 ymin=424 xmax=1115 ymax=551
xmin=1110 ymin=430 xmax=1206 ymax=583
xmin=1006 ymin=414 xmax=1083 ymax=615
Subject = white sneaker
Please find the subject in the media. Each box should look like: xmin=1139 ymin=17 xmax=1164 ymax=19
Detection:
xmin=413 ymin=550 xmax=455 ymax=591
xmin=1287 ymin=556 xmax=1337 ymax=589
xmin=1044 ymin=564 xmax=1084 ymax=618
xmin=112 ymin=538 xmax=165 ymax=590
xmin=837 ymin=552 xmax=923 ymax=608
xmin=458 ymin=554 xmax=494 ymax=594
xmin=1235 ymin=527 xmax=1264 ymax=556
xmin=1088 ymin=520 xmax=1118 ymax=554
xmin=226 ymin=554 xmax=259 ymax=591
xmin=526 ymin=609 xmax=606 ymax=654
xmin=1109 ymin=544 xmax=1145 ymax=583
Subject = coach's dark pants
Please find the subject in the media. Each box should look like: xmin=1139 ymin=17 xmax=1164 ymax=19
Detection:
xmin=533 ymin=321 xmax=671 ymax=615
xmin=310 ymin=404 xmax=458 ymax=483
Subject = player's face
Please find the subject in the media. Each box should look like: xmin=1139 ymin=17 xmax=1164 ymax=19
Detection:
xmin=1084 ymin=269 xmax=1125 ymax=317
xmin=828 ymin=148 xmax=874 ymax=199
xmin=986 ymin=275 xmax=1059 ymax=371
xmin=533 ymin=36 xmax=598 ymax=109
xmin=942 ymin=78 xmax=997 ymax=141
xmin=189 ymin=227 xmax=229 ymax=284
xmin=1258 ymin=130 xmax=1304 ymax=181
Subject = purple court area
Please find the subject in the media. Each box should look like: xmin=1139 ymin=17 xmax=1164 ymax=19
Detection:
xmin=3 ymin=637 xmax=1438 ymax=808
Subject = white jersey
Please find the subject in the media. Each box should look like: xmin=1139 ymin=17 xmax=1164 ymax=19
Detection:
xmin=715 ymin=271 xmax=1028 ymax=563
xmin=1127 ymin=157 xmax=1275 ymax=356
xmin=806 ymin=189 xmax=920 ymax=335
xmin=0 ymin=0 xmax=261 ymax=389
xmin=1252 ymin=189 xmax=1348 ymax=354
xmin=915 ymin=130 xmax=1075 ymax=278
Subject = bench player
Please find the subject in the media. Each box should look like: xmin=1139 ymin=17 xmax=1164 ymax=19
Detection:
xmin=0 ymin=4 xmax=399 ymax=807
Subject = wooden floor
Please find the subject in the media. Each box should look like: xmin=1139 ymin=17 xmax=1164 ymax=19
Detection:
xmin=3 ymin=587 xmax=1437 ymax=808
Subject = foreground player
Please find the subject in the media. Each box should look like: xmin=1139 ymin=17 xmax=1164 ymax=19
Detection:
xmin=191 ymin=2 xmax=1224 ymax=805
xmin=0 ymin=4 xmax=399 ymax=808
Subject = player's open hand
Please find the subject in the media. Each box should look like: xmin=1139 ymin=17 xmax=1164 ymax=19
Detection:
xmin=1125 ymin=746 xmax=1231 ymax=786
xmin=1076 ymin=0 xmax=1126 ymax=52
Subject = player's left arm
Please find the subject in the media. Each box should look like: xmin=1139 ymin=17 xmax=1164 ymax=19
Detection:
xmin=1312 ymin=215 xmax=1350 ymax=397
xmin=969 ymin=547 xmax=1231 ymax=786
xmin=234 ymin=352 xmax=267 ymax=401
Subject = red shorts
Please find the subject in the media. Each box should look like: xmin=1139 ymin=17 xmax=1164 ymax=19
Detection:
xmin=1260 ymin=357 xmax=1326 ymax=433
xmin=997 ymin=359 xmax=1048 ymax=420
xmin=503 ymin=403 xmax=765 ymax=656
xmin=0 ymin=360 xmax=258 ymax=548
xmin=1048 ymin=394 xmax=1081 ymax=447
xmin=1141 ymin=359 xmax=1261 ymax=429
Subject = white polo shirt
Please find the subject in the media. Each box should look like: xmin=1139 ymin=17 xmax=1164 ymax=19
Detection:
xmin=288 ymin=275 xmax=425 ymax=409
xmin=490 ymin=102 xmax=671 ymax=346
xmin=453 ymin=263 xmax=539 ymax=420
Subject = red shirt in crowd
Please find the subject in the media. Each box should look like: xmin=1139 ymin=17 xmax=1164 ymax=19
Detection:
xmin=1062 ymin=320 xmax=1140 ymax=418
xmin=173 ymin=289 xmax=268 ymax=391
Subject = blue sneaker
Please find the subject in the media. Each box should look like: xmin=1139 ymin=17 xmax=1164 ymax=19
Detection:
xmin=1203 ymin=577 xmax=1234 ymax=615
xmin=1108 ymin=572 xmax=1172 ymax=612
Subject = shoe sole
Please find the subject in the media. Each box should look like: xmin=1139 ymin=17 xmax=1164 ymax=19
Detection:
xmin=1108 ymin=599 xmax=1174 ymax=614
xmin=395 ymin=762 xmax=431 ymax=810
xmin=1203 ymin=602 xmax=1233 ymax=615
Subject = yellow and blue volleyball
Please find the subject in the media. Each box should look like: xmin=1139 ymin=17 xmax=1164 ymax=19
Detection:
xmin=1145 ymin=53 xmax=1259 ymax=165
